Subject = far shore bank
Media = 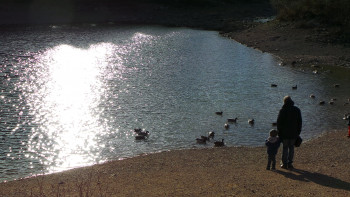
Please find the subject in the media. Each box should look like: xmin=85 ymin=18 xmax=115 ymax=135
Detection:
xmin=2 ymin=0 xmax=350 ymax=71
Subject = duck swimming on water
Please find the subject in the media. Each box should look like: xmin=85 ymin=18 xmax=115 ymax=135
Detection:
xmin=134 ymin=129 xmax=150 ymax=140
xmin=227 ymin=118 xmax=238 ymax=123
xmin=214 ymin=139 xmax=225 ymax=147
xmin=215 ymin=111 xmax=223 ymax=115
xmin=196 ymin=138 xmax=207 ymax=144
xmin=208 ymin=131 xmax=215 ymax=139
xmin=224 ymin=123 xmax=229 ymax=129
xmin=248 ymin=119 xmax=255 ymax=125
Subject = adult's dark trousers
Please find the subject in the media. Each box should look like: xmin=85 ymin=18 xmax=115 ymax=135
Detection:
xmin=282 ymin=138 xmax=296 ymax=165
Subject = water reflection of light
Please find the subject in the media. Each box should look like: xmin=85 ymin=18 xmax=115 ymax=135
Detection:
xmin=25 ymin=43 xmax=114 ymax=172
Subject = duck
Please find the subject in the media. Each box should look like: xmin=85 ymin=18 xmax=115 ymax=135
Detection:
xmin=208 ymin=131 xmax=215 ymax=139
xmin=214 ymin=139 xmax=225 ymax=147
xmin=134 ymin=129 xmax=150 ymax=140
xmin=227 ymin=118 xmax=238 ymax=123
xmin=292 ymin=85 xmax=297 ymax=90
xmin=136 ymin=130 xmax=150 ymax=136
xmin=215 ymin=111 xmax=223 ymax=115
xmin=271 ymin=84 xmax=277 ymax=87
xmin=310 ymin=94 xmax=315 ymax=99
xmin=248 ymin=119 xmax=255 ymax=125
xmin=200 ymin=136 xmax=210 ymax=141
xmin=334 ymin=84 xmax=340 ymax=88
xmin=135 ymin=135 xmax=147 ymax=140
xmin=196 ymin=138 xmax=207 ymax=144
xmin=224 ymin=123 xmax=229 ymax=129
xmin=319 ymin=101 xmax=325 ymax=105
xmin=134 ymin=128 xmax=149 ymax=136
xmin=329 ymin=101 xmax=334 ymax=105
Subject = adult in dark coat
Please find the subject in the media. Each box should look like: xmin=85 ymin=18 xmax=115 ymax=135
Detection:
xmin=277 ymin=96 xmax=302 ymax=169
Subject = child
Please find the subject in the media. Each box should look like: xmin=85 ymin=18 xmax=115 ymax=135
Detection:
xmin=265 ymin=129 xmax=281 ymax=170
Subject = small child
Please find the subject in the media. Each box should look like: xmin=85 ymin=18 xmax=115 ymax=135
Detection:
xmin=265 ymin=129 xmax=281 ymax=170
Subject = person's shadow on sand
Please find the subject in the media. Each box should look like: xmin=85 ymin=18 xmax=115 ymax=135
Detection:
xmin=274 ymin=168 xmax=350 ymax=191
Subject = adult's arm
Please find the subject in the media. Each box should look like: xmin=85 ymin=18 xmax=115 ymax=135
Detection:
xmin=297 ymin=108 xmax=302 ymax=135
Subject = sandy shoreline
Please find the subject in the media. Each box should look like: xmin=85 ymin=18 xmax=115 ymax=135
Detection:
xmin=1 ymin=1 xmax=350 ymax=196
xmin=0 ymin=130 xmax=349 ymax=196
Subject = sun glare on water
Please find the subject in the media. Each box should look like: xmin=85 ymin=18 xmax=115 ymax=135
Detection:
xmin=24 ymin=43 xmax=116 ymax=172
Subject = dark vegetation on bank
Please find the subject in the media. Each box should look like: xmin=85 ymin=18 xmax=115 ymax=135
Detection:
xmin=0 ymin=0 xmax=274 ymax=30
xmin=2 ymin=0 xmax=350 ymax=43
xmin=270 ymin=0 xmax=350 ymax=42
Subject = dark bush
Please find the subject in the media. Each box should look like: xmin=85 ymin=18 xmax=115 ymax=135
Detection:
xmin=270 ymin=0 xmax=350 ymax=42
xmin=270 ymin=0 xmax=350 ymax=26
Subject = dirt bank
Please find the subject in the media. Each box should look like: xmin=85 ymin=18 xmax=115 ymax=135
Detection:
xmin=226 ymin=20 xmax=350 ymax=70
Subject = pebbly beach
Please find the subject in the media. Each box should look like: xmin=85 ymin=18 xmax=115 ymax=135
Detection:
xmin=0 ymin=130 xmax=349 ymax=196
xmin=1 ymin=0 xmax=350 ymax=196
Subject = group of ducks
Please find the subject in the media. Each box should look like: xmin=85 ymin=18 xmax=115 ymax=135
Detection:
xmin=216 ymin=112 xmax=255 ymax=130
xmin=134 ymin=82 xmax=349 ymax=146
xmin=272 ymin=83 xmax=349 ymax=106
xmin=194 ymin=111 xmax=257 ymax=147
xmin=134 ymin=127 xmax=225 ymax=147
xmin=200 ymin=83 xmax=349 ymax=147
xmin=195 ymin=131 xmax=225 ymax=147
xmin=271 ymin=84 xmax=297 ymax=89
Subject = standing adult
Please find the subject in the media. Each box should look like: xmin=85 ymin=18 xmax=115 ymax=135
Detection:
xmin=277 ymin=96 xmax=302 ymax=169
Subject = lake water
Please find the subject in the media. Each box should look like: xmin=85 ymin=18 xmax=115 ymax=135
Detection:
xmin=0 ymin=25 xmax=349 ymax=182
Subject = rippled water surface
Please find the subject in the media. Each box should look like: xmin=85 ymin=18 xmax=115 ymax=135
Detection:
xmin=0 ymin=25 xmax=349 ymax=182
